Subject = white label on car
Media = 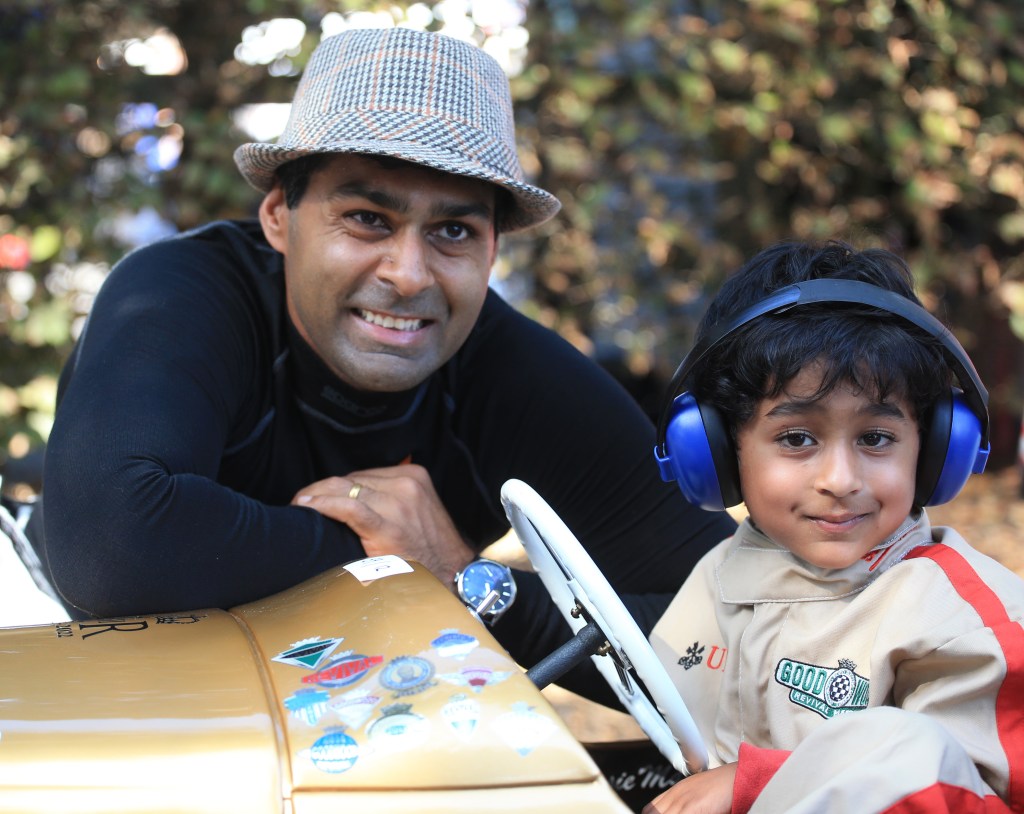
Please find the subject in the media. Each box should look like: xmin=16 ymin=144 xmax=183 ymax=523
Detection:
xmin=344 ymin=554 xmax=414 ymax=582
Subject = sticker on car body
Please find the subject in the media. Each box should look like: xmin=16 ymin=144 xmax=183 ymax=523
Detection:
xmin=344 ymin=555 xmax=414 ymax=582
xmin=302 ymin=652 xmax=385 ymax=688
xmin=284 ymin=687 xmax=331 ymax=726
xmin=272 ymin=636 xmax=344 ymax=670
xmin=308 ymin=726 xmax=361 ymax=774
xmin=379 ymin=655 xmax=437 ymax=697
xmin=430 ymin=628 xmax=479 ymax=660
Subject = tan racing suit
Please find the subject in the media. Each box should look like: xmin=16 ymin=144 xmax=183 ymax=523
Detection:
xmin=651 ymin=512 xmax=1024 ymax=813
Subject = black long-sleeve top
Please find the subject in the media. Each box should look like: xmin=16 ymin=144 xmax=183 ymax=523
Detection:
xmin=42 ymin=219 xmax=735 ymax=703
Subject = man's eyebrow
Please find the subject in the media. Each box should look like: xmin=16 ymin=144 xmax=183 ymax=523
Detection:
xmin=430 ymin=200 xmax=494 ymax=222
xmin=327 ymin=182 xmax=493 ymax=221
xmin=328 ymin=182 xmax=406 ymax=213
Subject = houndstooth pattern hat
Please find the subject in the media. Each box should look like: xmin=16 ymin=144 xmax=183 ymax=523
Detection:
xmin=234 ymin=27 xmax=561 ymax=233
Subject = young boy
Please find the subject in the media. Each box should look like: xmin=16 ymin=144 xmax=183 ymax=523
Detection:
xmin=646 ymin=240 xmax=1024 ymax=813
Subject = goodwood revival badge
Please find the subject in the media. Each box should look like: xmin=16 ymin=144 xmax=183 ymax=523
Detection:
xmin=774 ymin=657 xmax=869 ymax=719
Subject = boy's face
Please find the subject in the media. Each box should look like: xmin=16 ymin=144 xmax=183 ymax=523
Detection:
xmin=735 ymin=363 xmax=920 ymax=569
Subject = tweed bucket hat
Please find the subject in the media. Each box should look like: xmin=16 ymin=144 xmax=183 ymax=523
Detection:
xmin=234 ymin=27 xmax=561 ymax=233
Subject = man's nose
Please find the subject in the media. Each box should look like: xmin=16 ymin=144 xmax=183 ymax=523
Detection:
xmin=814 ymin=445 xmax=862 ymax=497
xmin=375 ymin=232 xmax=432 ymax=297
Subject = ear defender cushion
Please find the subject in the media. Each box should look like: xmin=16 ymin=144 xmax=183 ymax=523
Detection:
xmin=915 ymin=389 xmax=984 ymax=506
xmin=656 ymin=392 xmax=742 ymax=511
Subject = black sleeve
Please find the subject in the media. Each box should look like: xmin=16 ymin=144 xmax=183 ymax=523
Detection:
xmin=456 ymin=294 xmax=737 ymax=706
xmin=42 ymin=237 xmax=364 ymax=617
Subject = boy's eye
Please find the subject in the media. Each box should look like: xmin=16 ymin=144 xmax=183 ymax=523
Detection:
xmin=779 ymin=431 xmax=814 ymax=448
xmin=861 ymin=431 xmax=892 ymax=448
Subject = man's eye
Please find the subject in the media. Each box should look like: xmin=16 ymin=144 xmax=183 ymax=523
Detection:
xmin=439 ymin=223 xmax=471 ymax=241
xmin=351 ymin=211 xmax=384 ymax=227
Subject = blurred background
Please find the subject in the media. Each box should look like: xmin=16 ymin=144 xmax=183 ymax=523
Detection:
xmin=3 ymin=0 xmax=1024 ymax=496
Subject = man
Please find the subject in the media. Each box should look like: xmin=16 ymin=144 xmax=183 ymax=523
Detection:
xmin=41 ymin=27 xmax=734 ymax=701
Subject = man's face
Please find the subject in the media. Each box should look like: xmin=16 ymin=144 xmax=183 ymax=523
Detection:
xmin=260 ymin=154 xmax=499 ymax=392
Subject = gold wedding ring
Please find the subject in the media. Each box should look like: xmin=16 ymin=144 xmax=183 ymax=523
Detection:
xmin=348 ymin=483 xmax=363 ymax=500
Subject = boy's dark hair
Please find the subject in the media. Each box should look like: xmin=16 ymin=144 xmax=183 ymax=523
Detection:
xmin=274 ymin=153 xmax=512 ymax=233
xmin=690 ymin=240 xmax=952 ymax=438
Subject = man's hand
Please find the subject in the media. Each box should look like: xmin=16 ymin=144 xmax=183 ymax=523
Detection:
xmin=642 ymin=763 xmax=737 ymax=814
xmin=292 ymin=463 xmax=475 ymax=587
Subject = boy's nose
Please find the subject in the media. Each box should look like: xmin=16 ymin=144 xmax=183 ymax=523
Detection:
xmin=814 ymin=445 xmax=862 ymax=497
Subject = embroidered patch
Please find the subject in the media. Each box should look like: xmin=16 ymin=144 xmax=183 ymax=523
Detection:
xmin=774 ymin=657 xmax=869 ymax=719
xmin=677 ymin=641 xmax=705 ymax=670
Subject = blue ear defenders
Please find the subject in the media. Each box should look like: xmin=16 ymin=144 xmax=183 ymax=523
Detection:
xmin=654 ymin=279 xmax=991 ymax=511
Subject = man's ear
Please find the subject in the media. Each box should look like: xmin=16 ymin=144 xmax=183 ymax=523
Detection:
xmin=489 ymin=232 xmax=500 ymax=269
xmin=258 ymin=185 xmax=289 ymax=254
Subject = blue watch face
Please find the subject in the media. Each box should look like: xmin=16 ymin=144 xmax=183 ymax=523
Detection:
xmin=461 ymin=560 xmax=514 ymax=612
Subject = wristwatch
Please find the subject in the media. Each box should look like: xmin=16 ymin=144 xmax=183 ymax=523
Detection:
xmin=454 ymin=558 xmax=517 ymax=625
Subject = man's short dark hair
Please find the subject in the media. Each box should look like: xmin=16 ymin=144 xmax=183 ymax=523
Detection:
xmin=276 ymin=154 xmax=330 ymax=209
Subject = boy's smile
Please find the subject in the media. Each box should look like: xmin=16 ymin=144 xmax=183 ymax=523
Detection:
xmin=735 ymin=363 xmax=920 ymax=570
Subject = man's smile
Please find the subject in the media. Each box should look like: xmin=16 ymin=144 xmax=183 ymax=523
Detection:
xmin=356 ymin=308 xmax=427 ymax=332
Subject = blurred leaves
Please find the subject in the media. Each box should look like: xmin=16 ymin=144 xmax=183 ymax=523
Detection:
xmin=0 ymin=0 xmax=310 ymax=471
xmin=514 ymin=0 xmax=1024 ymax=463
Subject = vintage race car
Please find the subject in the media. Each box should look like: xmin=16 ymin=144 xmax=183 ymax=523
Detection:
xmin=0 ymin=480 xmax=707 ymax=813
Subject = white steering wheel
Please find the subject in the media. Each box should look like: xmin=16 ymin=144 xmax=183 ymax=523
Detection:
xmin=500 ymin=479 xmax=708 ymax=776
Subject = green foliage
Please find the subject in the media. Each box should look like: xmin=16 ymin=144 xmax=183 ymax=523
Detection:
xmin=0 ymin=0 xmax=315 ymax=474
xmin=515 ymin=0 xmax=1024 ymax=463
xmin=3 ymin=0 xmax=1024 ymax=476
